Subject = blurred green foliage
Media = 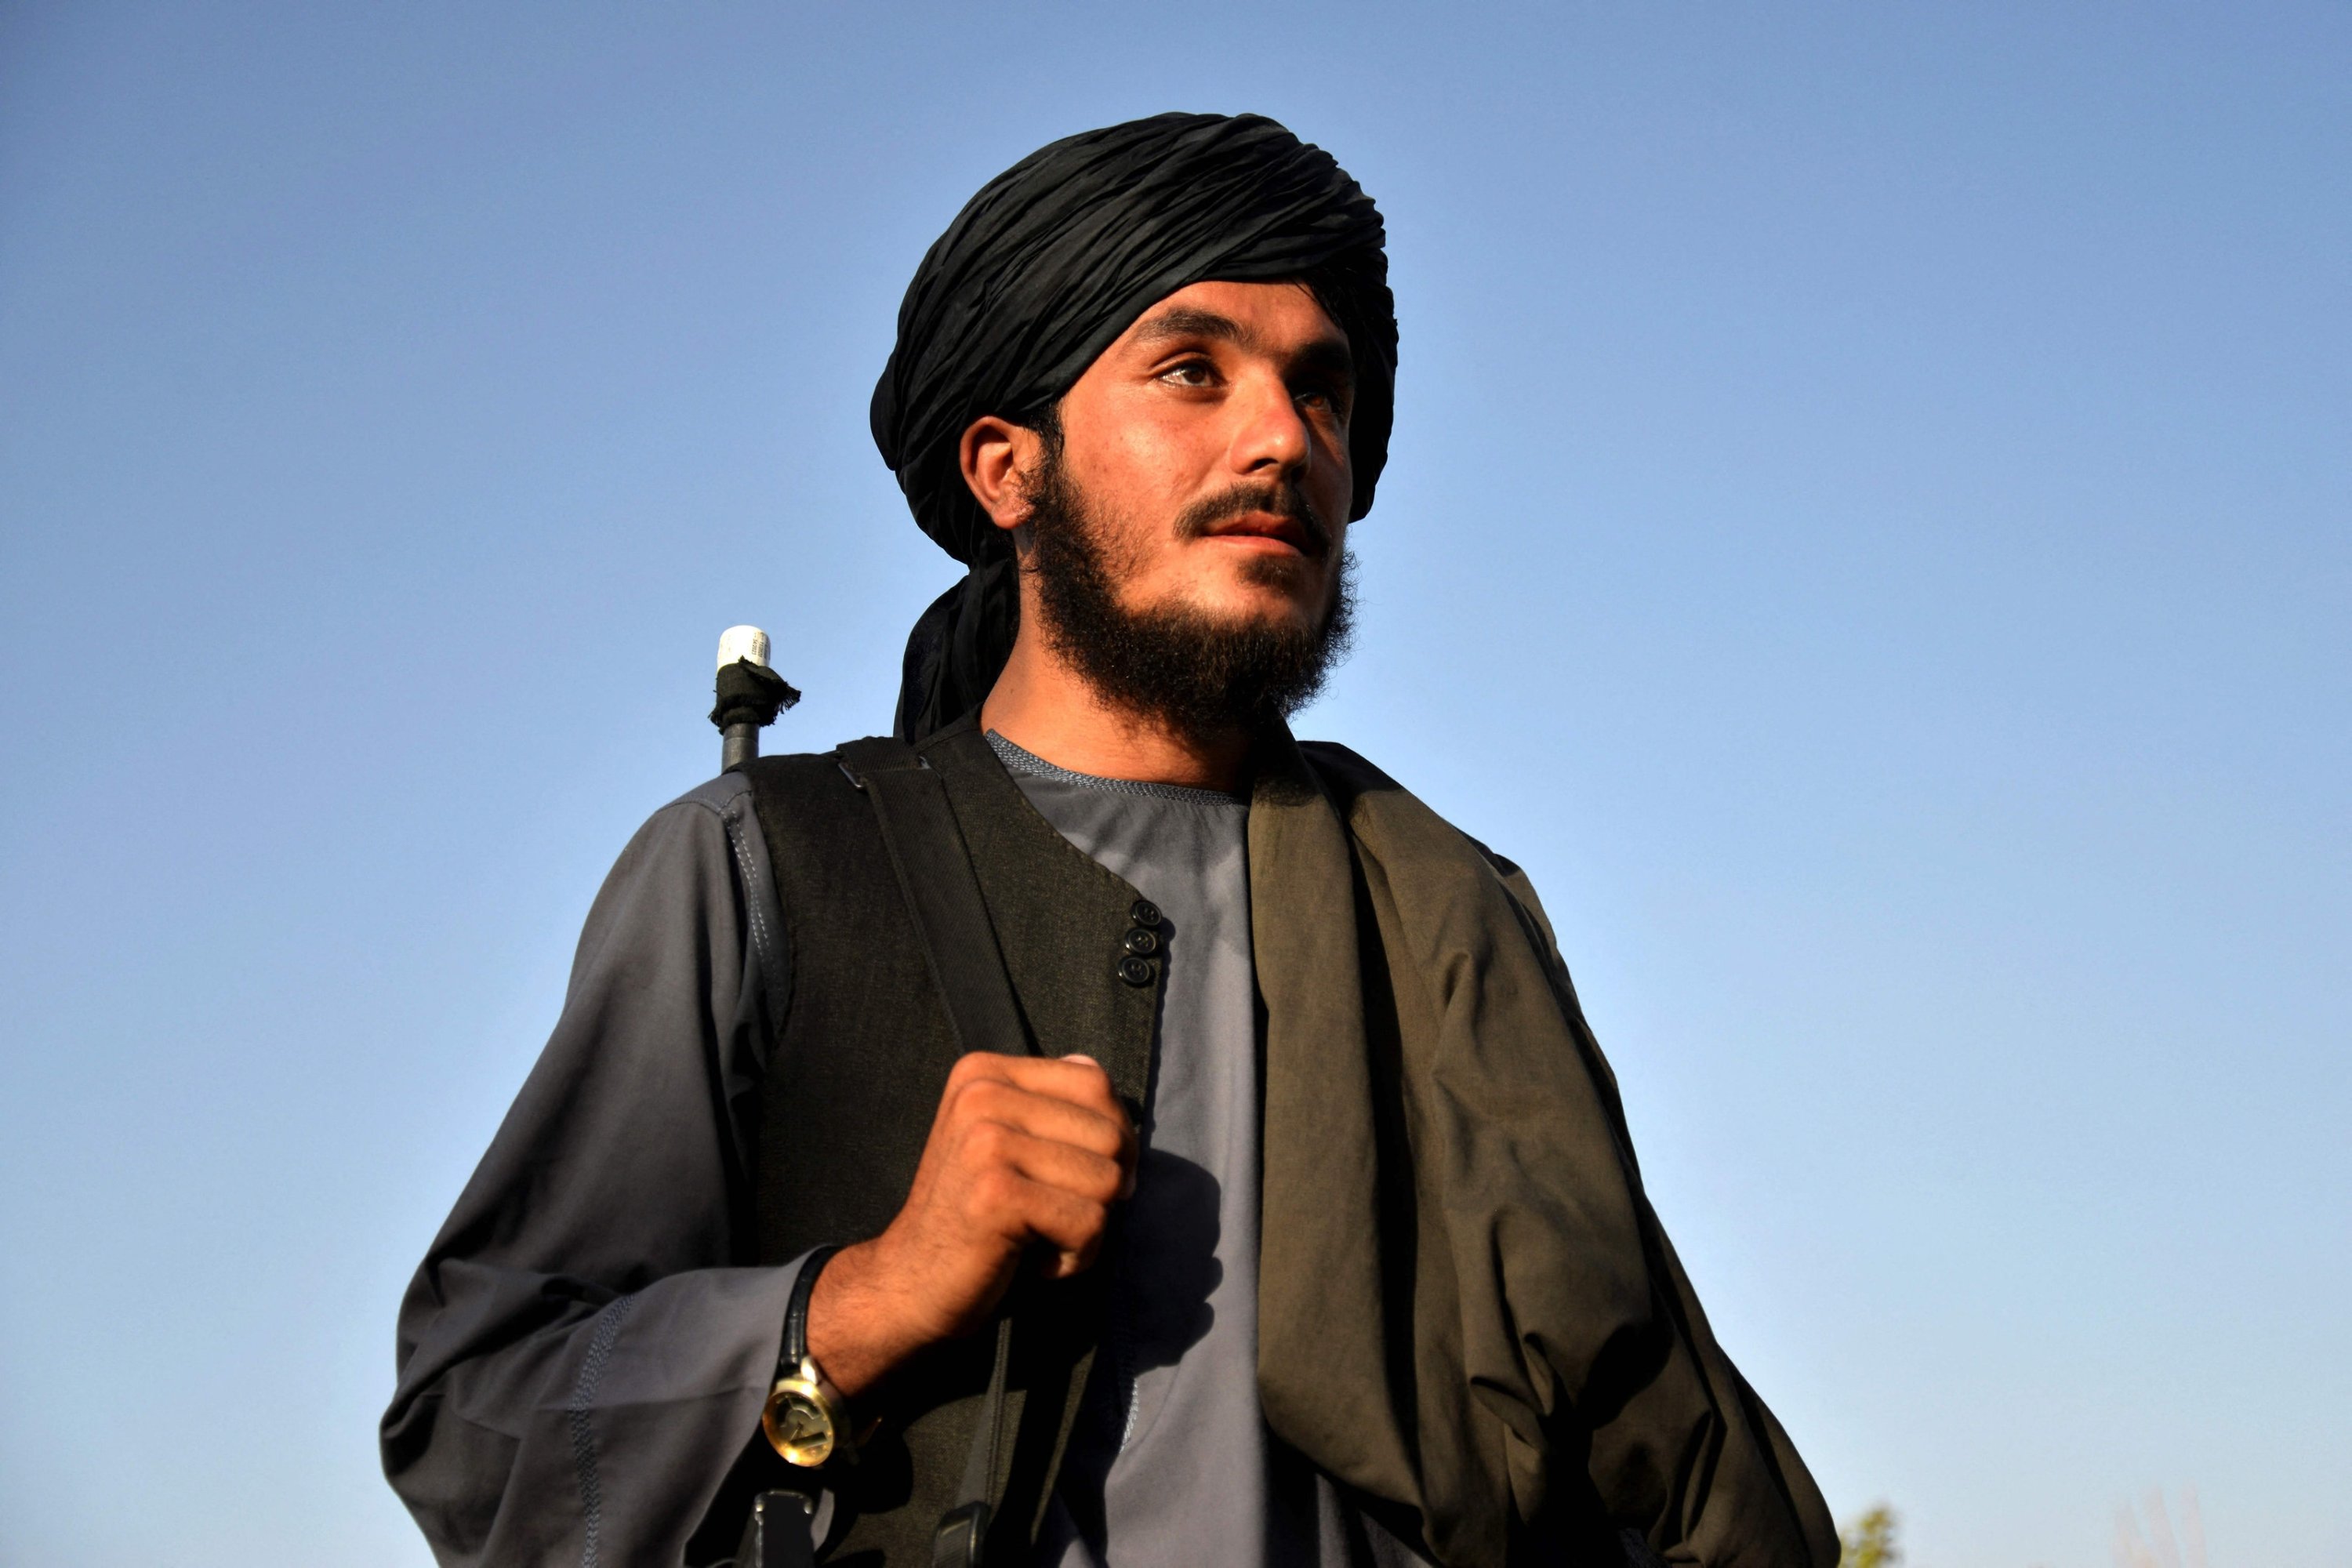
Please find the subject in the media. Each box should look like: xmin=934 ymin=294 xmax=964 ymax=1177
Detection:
xmin=1841 ymin=1505 xmax=1900 ymax=1568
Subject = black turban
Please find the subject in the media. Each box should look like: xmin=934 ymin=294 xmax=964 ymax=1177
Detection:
xmin=873 ymin=111 xmax=1397 ymax=741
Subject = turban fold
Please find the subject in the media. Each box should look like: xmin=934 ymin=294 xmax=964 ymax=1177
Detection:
xmin=873 ymin=112 xmax=1397 ymax=740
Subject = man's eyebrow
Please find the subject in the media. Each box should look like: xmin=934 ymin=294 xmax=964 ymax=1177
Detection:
xmin=1131 ymin=306 xmax=1355 ymax=383
xmin=1293 ymin=336 xmax=1356 ymax=386
xmin=1131 ymin=306 xmax=1253 ymax=348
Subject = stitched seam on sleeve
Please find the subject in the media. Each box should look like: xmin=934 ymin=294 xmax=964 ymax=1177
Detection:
xmin=566 ymin=1294 xmax=637 ymax=1568
xmin=722 ymin=795 xmax=792 ymax=1029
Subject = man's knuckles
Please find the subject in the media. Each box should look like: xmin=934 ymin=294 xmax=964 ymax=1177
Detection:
xmin=946 ymin=1050 xmax=1019 ymax=1086
xmin=967 ymin=1143 xmax=1119 ymax=1207
xmin=949 ymin=1093 xmax=1123 ymax=1168
xmin=940 ymin=1074 xmax=1010 ymax=1131
xmin=962 ymin=1163 xmax=1032 ymax=1225
xmin=1065 ymin=1150 xmax=1126 ymax=1204
xmin=951 ymin=1050 xmax=1117 ymax=1103
xmin=1029 ymin=1193 xmax=1111 ymax=1253
xmin=958 ymin=1116 xmax=1018 ymax=1167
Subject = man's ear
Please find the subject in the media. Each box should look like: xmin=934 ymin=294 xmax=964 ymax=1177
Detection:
xmin=959 ymin=415 xmax=1041 ymax=535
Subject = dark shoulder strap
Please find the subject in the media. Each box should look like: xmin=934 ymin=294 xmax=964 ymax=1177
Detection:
xmin=833 ymin=735 xmax=1023 ymax=1568
xmin=836 ymin=736 xmax=1028 ymax=1060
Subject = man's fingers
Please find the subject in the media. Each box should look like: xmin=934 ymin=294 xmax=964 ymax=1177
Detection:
xmin=959 ymin=1131 xmax=1119 ymax=1249
xmin=949 ymin=1051 xmax=1127 ymax=1123
xmin=953 ymin=1078 xmax=1134 ymax=1168
xmin=1002 ymin=1127 xmax=1129 ymax=1205
xmin=959 ymin=1120 xmax=1126 ymax=1205
xmin=1005 ymin=1178 xmax=1110 ymax=1275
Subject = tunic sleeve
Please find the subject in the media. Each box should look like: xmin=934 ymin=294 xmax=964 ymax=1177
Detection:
xmin=380 ymin=776 xmax=807 ymax=1566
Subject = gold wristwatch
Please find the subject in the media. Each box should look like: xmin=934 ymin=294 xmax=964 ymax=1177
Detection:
xmin=762 ymin=1246 xmax=851 ymax=1467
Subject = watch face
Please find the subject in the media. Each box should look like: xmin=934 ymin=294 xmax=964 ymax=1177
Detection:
xmin=762 ymin=1381 xmax=837 ymax=1467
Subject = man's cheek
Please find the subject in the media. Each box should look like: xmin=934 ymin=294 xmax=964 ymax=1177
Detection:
xmin=1102 ymin=412 xmax=1192 ymax=492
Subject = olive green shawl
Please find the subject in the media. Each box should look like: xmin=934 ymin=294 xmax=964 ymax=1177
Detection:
xmin=1251 ymin=731 xmax=1838 ymax=1567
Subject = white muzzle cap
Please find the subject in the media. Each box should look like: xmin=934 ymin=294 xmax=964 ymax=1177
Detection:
xmin=717 ymin=625 xmax=771 ymax=671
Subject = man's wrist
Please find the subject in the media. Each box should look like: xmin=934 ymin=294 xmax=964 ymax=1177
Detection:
xmin=802 ymin=1236 xmax=930 ymax=1400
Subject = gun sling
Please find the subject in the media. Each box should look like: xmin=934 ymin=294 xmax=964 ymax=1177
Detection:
xmin=837 ymin=735 xmax=1029 ymax=1568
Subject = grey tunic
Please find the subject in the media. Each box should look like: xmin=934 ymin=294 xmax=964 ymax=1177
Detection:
xmin=993 ymin=735 xmax=1424 ymax=1568
xmin=383 ymin=758 xmax=1425 ymax=1566
xmin=383 ymin=772 xmax=811 ymax=1566
xmin=992 ymin=737 xmax=1294 ymax=1566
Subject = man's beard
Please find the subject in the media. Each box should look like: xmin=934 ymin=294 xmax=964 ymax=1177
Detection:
xmin=1020 ymin=448 xmax=1355 ymax=749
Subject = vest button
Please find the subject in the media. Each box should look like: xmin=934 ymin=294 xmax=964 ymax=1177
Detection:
xmin=1129 ymin=898 xmax=1163 ymax=928
xmin=1122 ymin=927 xmax=1160 ymax=957
xmin=1116 ymin=955 xmax=1155 ymax=987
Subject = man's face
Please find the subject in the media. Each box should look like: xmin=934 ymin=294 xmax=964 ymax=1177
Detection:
xmin=1042 ymin=278 xmax=1356 ymax=640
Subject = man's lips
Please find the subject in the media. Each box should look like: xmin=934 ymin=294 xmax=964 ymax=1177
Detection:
xmin=1203 ymin=512 xmax=1314 ymax=554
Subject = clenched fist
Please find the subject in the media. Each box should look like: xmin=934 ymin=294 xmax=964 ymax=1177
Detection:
xmin=804 ymin=1051 xmax=1136 ymax=1399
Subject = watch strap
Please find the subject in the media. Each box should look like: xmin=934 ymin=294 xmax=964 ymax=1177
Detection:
xmin=782 ymin=1244 xmax=841 ymax=1374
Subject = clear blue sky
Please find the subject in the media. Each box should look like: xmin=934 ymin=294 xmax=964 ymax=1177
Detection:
xmin=2 ymin=5 xmax=2344 ymax=1565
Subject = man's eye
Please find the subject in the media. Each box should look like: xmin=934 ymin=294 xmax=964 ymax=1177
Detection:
xmin=1298 ymin=385 xmax=1349 ymax=419
xmin=1160 ymin=360 xmax=1217 ymax=387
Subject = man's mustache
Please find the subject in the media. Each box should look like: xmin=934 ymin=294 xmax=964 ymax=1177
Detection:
xmin=1172 ymin=481 xmax=1335 ymax=558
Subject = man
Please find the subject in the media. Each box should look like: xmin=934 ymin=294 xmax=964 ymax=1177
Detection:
xmin=383 ymin=113 xmax=1838 ymax=1568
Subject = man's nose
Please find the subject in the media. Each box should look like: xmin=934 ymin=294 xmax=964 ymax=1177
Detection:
xmin=1227 ymin=368 xmax=1312 ymax=478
